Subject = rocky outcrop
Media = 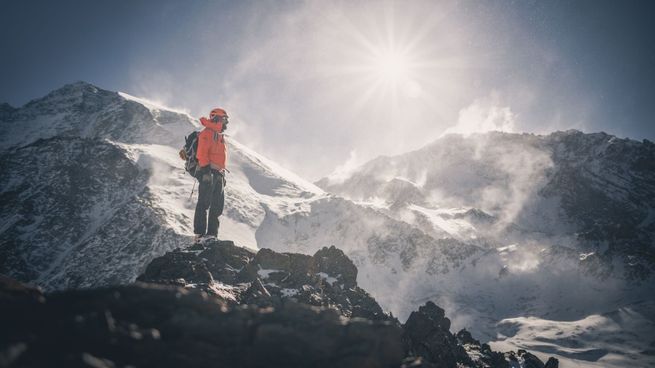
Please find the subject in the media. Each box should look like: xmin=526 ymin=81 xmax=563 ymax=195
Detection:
xmin=1 ymin=240 xmax=558 ymax=368
xmin=403 ymin=302 xmax=472 ymax=367
xmin=401 ymin=302 xmax=511 ymax=368
xmin=0 ymin=277 xmax=403 ymax=368
xmin=138 ymin=241 xmax=389 ymax=321
xmin=136 ymin=241 xmax=559 ymax=367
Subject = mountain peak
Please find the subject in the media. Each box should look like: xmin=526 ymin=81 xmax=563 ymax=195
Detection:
xmin=20 ymin=80 xmax=116 ymax=111
xmin=57 ymin=80 xmax=103 ymax=93
xmin=45 ymin=80 xmax=105 ymax=98
xmin=0 ymin=81 xmax=198 ymax=149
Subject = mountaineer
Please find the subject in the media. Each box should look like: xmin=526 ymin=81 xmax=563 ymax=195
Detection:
xmin=180 ymin=108 xmax=229 ymax=242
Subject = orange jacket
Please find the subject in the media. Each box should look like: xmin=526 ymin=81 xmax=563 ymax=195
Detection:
xmin=196 ymin=117 xmax=228 ymax=170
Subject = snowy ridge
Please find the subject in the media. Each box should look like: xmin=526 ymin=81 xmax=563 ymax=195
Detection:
xmin=228 ymin=138 xmax=325 ymax=196
xmin=117 ymin=91 xmax=194 ymax=119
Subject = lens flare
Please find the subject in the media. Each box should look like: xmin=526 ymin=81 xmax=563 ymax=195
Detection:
xmin=374 ymin=50 xmax=409 ymax=82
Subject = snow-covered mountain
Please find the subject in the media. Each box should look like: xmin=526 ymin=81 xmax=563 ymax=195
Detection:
xmin=2 ymin=82 xmax=654 ymax=367
xmin=313 ymin=130 xmax=655 ymax=367
xmin=0 ymin=81 xmax=324 ymax=290
xmin=317 ymin=131 xmax=655 ymax=282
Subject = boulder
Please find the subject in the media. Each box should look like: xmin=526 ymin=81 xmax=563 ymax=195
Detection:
xmin=312 ymin=245 xmax=358 ymax=289
xmin=403 ymin=301 xmax=471 ymax=368
xmin=0 ymin=281 xmax=403 ymax=368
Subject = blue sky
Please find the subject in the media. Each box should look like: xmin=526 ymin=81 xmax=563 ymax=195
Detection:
xmin=1 ymin=0 xmax=654 ymax=179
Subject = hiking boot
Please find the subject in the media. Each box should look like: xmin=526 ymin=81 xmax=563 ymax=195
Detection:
xmin=201 ymin=235 xmax=217 ymax=243
xmin=193 ymin=234 xmax=203 ymax=244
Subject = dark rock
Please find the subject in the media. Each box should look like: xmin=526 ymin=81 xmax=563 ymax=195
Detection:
xmin=456 ymin=329 xmax=478 ymax=345
xmin=0 ymin=280 xmax=403 ymax=368
xmin=2 ymin=239 xmax=553 ymax=368
xmin=240 ymin=247 xmax=316 ymax=286
xmin=0 ymin=274 xmax=44 ymax=303
xmin=403 ymin=301 xmax=471 ymax=368
xmin=137 ymin=240 xmax=256 ymax=304
xmin=403 ymin=304 xmax=519 ymax=368
xmin=197 ymin=240 xmax=254 ymax=284
xmin=139 ymin=241 xmax=393 ymax=322
xmin=138 ymin=249 xmax=214 ymax=284
xmin=313 ymin=245 xmax=358 ymax=289
xmin=544 ymin=357 xmax=559 ymax=368
xmin=518 ymin=349 xmax=545 ymax=368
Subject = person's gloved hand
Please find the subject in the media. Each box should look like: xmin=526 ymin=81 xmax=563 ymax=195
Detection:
xmin=196 ymin=165 xmax=211 ymax=182
xmin=179 ymin=149 xmax=187 ymax=161
xmin=216 ymin=168 xmax=227 ymax=186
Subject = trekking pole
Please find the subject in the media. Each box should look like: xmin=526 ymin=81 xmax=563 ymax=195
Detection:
xmin=188 ymin=165 xmax=199 ymax=200
xmin=189 ymin=180 xmax=196 ymax=199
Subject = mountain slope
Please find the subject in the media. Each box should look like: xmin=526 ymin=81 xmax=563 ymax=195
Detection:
xmin=316 ymin=131 xmax=655 ymax=281
xmin=313 ymin=130 xmax=655 ymax=366
xmin=0 ymin=81 xmax=326 ymax=290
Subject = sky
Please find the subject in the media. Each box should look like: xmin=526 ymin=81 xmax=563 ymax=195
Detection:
xmin=1 ymin=0 xmax=654 ymax=180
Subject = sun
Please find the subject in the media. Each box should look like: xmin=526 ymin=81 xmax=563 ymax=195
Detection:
xmin=374 ymin=50 xmax=410 ymax=82
xmin=365 ymin=47 xmax=423 ymax=100
xmin=322 ymin=3 xmax=466 ymax=112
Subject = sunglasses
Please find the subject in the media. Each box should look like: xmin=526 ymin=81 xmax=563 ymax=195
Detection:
xmin=211 ymin=115 xmax=229 ymax=123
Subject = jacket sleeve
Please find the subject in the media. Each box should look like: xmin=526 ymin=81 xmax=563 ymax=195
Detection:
xmin=196 ymin=131 xmax=210 ymax=167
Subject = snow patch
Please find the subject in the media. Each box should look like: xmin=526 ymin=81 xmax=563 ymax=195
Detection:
xmin=579 ymin=252 xmax=595 ymax=261
xmin=490 ymin=300 xmax=655 ymax=368
xmin=280 ymin=288 xmax=299 ymax=297
xmin=317 ymin=272 xmax=338 ymax=286
xmin=257 ymin=267 xmax=283 ymax=279
xmin=409 ymin=204 xmax=477 ymax=240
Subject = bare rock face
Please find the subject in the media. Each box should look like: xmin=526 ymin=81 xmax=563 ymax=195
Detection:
xmin=2 ymin=240 xmax=558 ymax=368
xmin=403 ymin=301 xmax=472 ymax=368
xmin=0 ymin=282 xmax=403 ymax=368
xmin=138 ymin=240 xmax=254 ymax=287
xmin=544 ymin=357 xmax=560 ymax=368
xmin=456 ymin=329 xmax=509 ymax=368
xmin=313 ymin=245 xmax=358 ymax=289
xmin=138 ymin=240 xmax=389 ymax=321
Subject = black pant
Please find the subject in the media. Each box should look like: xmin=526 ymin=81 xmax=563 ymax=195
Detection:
xmin=193 ymin=170 xmax=225 ymax=236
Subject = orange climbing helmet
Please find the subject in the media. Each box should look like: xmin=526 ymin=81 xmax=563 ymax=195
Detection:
xmin=209 ymin=108 xmax=227 ymax=119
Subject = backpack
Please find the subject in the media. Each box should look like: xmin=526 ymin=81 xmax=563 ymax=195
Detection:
xmin=182 ymin=131 xmax=200 ymax=176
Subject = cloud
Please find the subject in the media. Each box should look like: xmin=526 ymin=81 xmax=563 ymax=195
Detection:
xmin=327 ymin=150 xmax=361 ymax=184
xmin=442 ymin=93 xmax=517 ymax=137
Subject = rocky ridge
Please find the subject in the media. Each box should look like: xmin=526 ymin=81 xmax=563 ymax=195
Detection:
xmin=0 ymin=240 xmax=558 ymax=368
